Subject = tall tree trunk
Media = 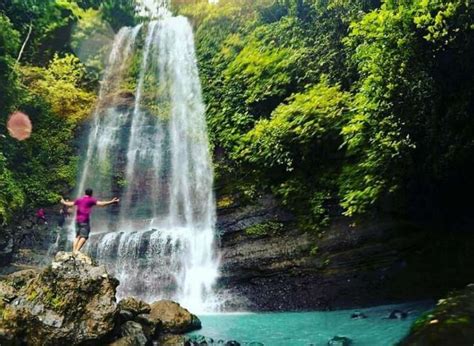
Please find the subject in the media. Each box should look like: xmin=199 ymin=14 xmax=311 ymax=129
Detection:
xmin=16 ymin=23 xmax=33 ymax=63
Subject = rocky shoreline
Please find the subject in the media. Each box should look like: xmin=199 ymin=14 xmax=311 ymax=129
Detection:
xmin=0 ymin=252 xmax=202 ymax=345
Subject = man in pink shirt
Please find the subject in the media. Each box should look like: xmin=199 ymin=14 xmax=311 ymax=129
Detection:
xmin=60 ymin=188 xmax=119 ymax=253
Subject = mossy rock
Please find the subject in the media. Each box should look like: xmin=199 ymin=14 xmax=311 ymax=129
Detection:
xmin=118 ymin=297 xmax=151 ymax=316
xmin=0 ymin=252 xmax=119 ymax=345
xmin=401 ymin=284 xmax=474 ymax=345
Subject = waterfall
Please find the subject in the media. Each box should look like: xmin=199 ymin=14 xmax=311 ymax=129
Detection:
xmin=74 ymin=10 xmax=219 ymax=313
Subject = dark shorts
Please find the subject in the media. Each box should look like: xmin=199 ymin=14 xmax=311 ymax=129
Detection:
xmin=75 ymin=222 xmax=91 ymax=239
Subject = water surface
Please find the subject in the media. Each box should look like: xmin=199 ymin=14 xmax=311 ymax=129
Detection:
xmin=190 ymin=301 xmax=433 ymax=345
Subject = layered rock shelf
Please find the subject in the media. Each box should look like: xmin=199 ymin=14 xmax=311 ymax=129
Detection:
xmin=216 ymin=194 xmax=474 ymax=311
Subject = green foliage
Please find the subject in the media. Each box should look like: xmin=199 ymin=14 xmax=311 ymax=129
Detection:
xmin=1 ymin=53 xmax=96 ymax=208
xmin=224 ymin=18 xmax=303 ymax=112
xmin=0 ymin=0 xmax=75 ymax=64
xmin=0 ymin=0 xmax=126 ymax=223
xmin=184 ymin=0 xmax=378 ymax=230
xmin=239 ymin=81 xmax=349 ymax=171
xmin=0 ymin=14 xmax=20 ymax=115
xmin=0 ymin=154 xmax=25 ymax=225
xmin=57 ymin=0 xmax=112 ymax=81
xmin=187 ymin=0 xmax=474 ymax=232
xmin=0 ymin=15 xmax=23 ymax=224
xmin=245 ymin=221 xmax=284 ymax=236
xmin=101 ymin=0 xmax=136 ymax=32
xmin=21 ymin=53 xmax=96 ymax=123
xmin=340 ymin=3 xmax=427 ymax=214
xmin=2 ymin=92 xmax=81 ymax=206
xmin=340 ymin=0 xmax=474 ymax=216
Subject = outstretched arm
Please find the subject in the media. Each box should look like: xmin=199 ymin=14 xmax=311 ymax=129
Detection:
xmin=97 ymin=197 xmax=120 ymax=207
xmin=60 ymin=198 xmax=74 ymax=207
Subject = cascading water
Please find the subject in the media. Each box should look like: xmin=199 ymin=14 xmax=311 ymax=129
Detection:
xmin=74 ymin=5 xmax=219 ymax=313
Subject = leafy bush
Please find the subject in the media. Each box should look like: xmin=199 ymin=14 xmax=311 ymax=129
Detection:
xmin=21 ymin=53 xmax=96 ymax=123
xmin=0 ymin=154 xmax=25 ymax=224
xmin=185 ymin=0 xmax=474 ymax=232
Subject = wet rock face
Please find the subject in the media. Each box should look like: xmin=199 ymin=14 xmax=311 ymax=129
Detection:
xmin=0 ymin=206 xmax=63 ymax=267
xmin=216 ymin=194 xmax=444 ymax=311
xmin=0 ymin=229 xmax=14 ymax=265
xmin=401 ymin=284 xmax=474 ymax=345
xmin=0 ymin=252 xmax=119 ymax=345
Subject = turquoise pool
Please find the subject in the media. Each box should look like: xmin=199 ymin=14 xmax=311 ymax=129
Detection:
xmin=189 ymin=301 xmax=433 ymax=345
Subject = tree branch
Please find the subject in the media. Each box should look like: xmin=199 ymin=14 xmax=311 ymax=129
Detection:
xmin=16 ymin=23 xmax=33 ymax=63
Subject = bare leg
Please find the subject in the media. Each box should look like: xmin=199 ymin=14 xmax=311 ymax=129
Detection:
xmin=73 ymin=236 xmax=80 ymax=252
xmin=76 ymin=237 xmax=87 ymax=252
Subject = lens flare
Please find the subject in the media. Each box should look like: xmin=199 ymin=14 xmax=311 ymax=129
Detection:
xmin=7 ymin=111 xmax=32 ymax=141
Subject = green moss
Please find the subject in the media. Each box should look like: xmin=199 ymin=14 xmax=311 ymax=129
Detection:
xmin=245 ymin=221 xmax=283 ymax=236
xmin=445 ymin=315 xmax=470 ymax=325
xmin=27 ymin=290 xmax=38 ymax=302
xmin=2 ymin=306 xmax=13 ymax=320
xmin=217 ymin=195 xmax=234 ymax=209
xmin=51 ymin=296 xmax=65 ymax=310
xmin=40 ymin=288 xmax=66 ymax=311
xmin=411 ymin=312 xmax=434 ymax=332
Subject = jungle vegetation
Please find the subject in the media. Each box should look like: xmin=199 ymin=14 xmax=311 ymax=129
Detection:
xmin=180 ymin=0 xmax=474 ymax=231
xmin=1 ymin=0 xmax=473 ymax=233
xmin=0 ymin=0 xmax=136 ymax=223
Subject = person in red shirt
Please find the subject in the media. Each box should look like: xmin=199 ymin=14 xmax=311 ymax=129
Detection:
xmin=60 ymin=188 xmax=119 ymax=254
xmin=36 ymin=208 xmax=47 ymax=225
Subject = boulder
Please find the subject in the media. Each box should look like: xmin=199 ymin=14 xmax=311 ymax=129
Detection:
xmin=186 ymin=334 xmax=214 ymax=345
xmin=0 ymin=269 xmax=38 ymax=304
xmin=135 ymin=313 xmax=162 ymax=339
xmin=0 ymin=251 xmax=119 ymax=345
xmin=118 ymin=309 xmax=134 ymax=324
xmin=350 ymin=312 xmax=367 ymax=319
xmin=118 ymin=297 xmax=151 ymax=316
xmin=328 ymin=335 xmax=352 ymax=346
xmin=159 ymin=333 xmax=186 ymax=345
xmin=117 ymin=321 xmax=147 ymax=346
xmin=109 ymin=335 xmax=147 ymax=346
xmin=388 ymin=309 xmax=408 ymax=319
xmin=401 ymin=284 xmax=474 ymax=345
xmin=121 ymin=321 xmax=144 ymax=337
xmin=148 ymin=300 xmax=201 ymax=334
xmin=0 ymin=281 xmax=17 ymax=302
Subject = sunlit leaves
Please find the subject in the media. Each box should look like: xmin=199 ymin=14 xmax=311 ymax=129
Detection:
xmin=239 ymin=81 xmax=349 ymax=171
xmin=21 ymin=53 xmax=96 ymax=123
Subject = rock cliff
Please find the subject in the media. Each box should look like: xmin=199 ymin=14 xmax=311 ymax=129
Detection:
xmin=216 ymin=194 xmax=474 ymax=311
